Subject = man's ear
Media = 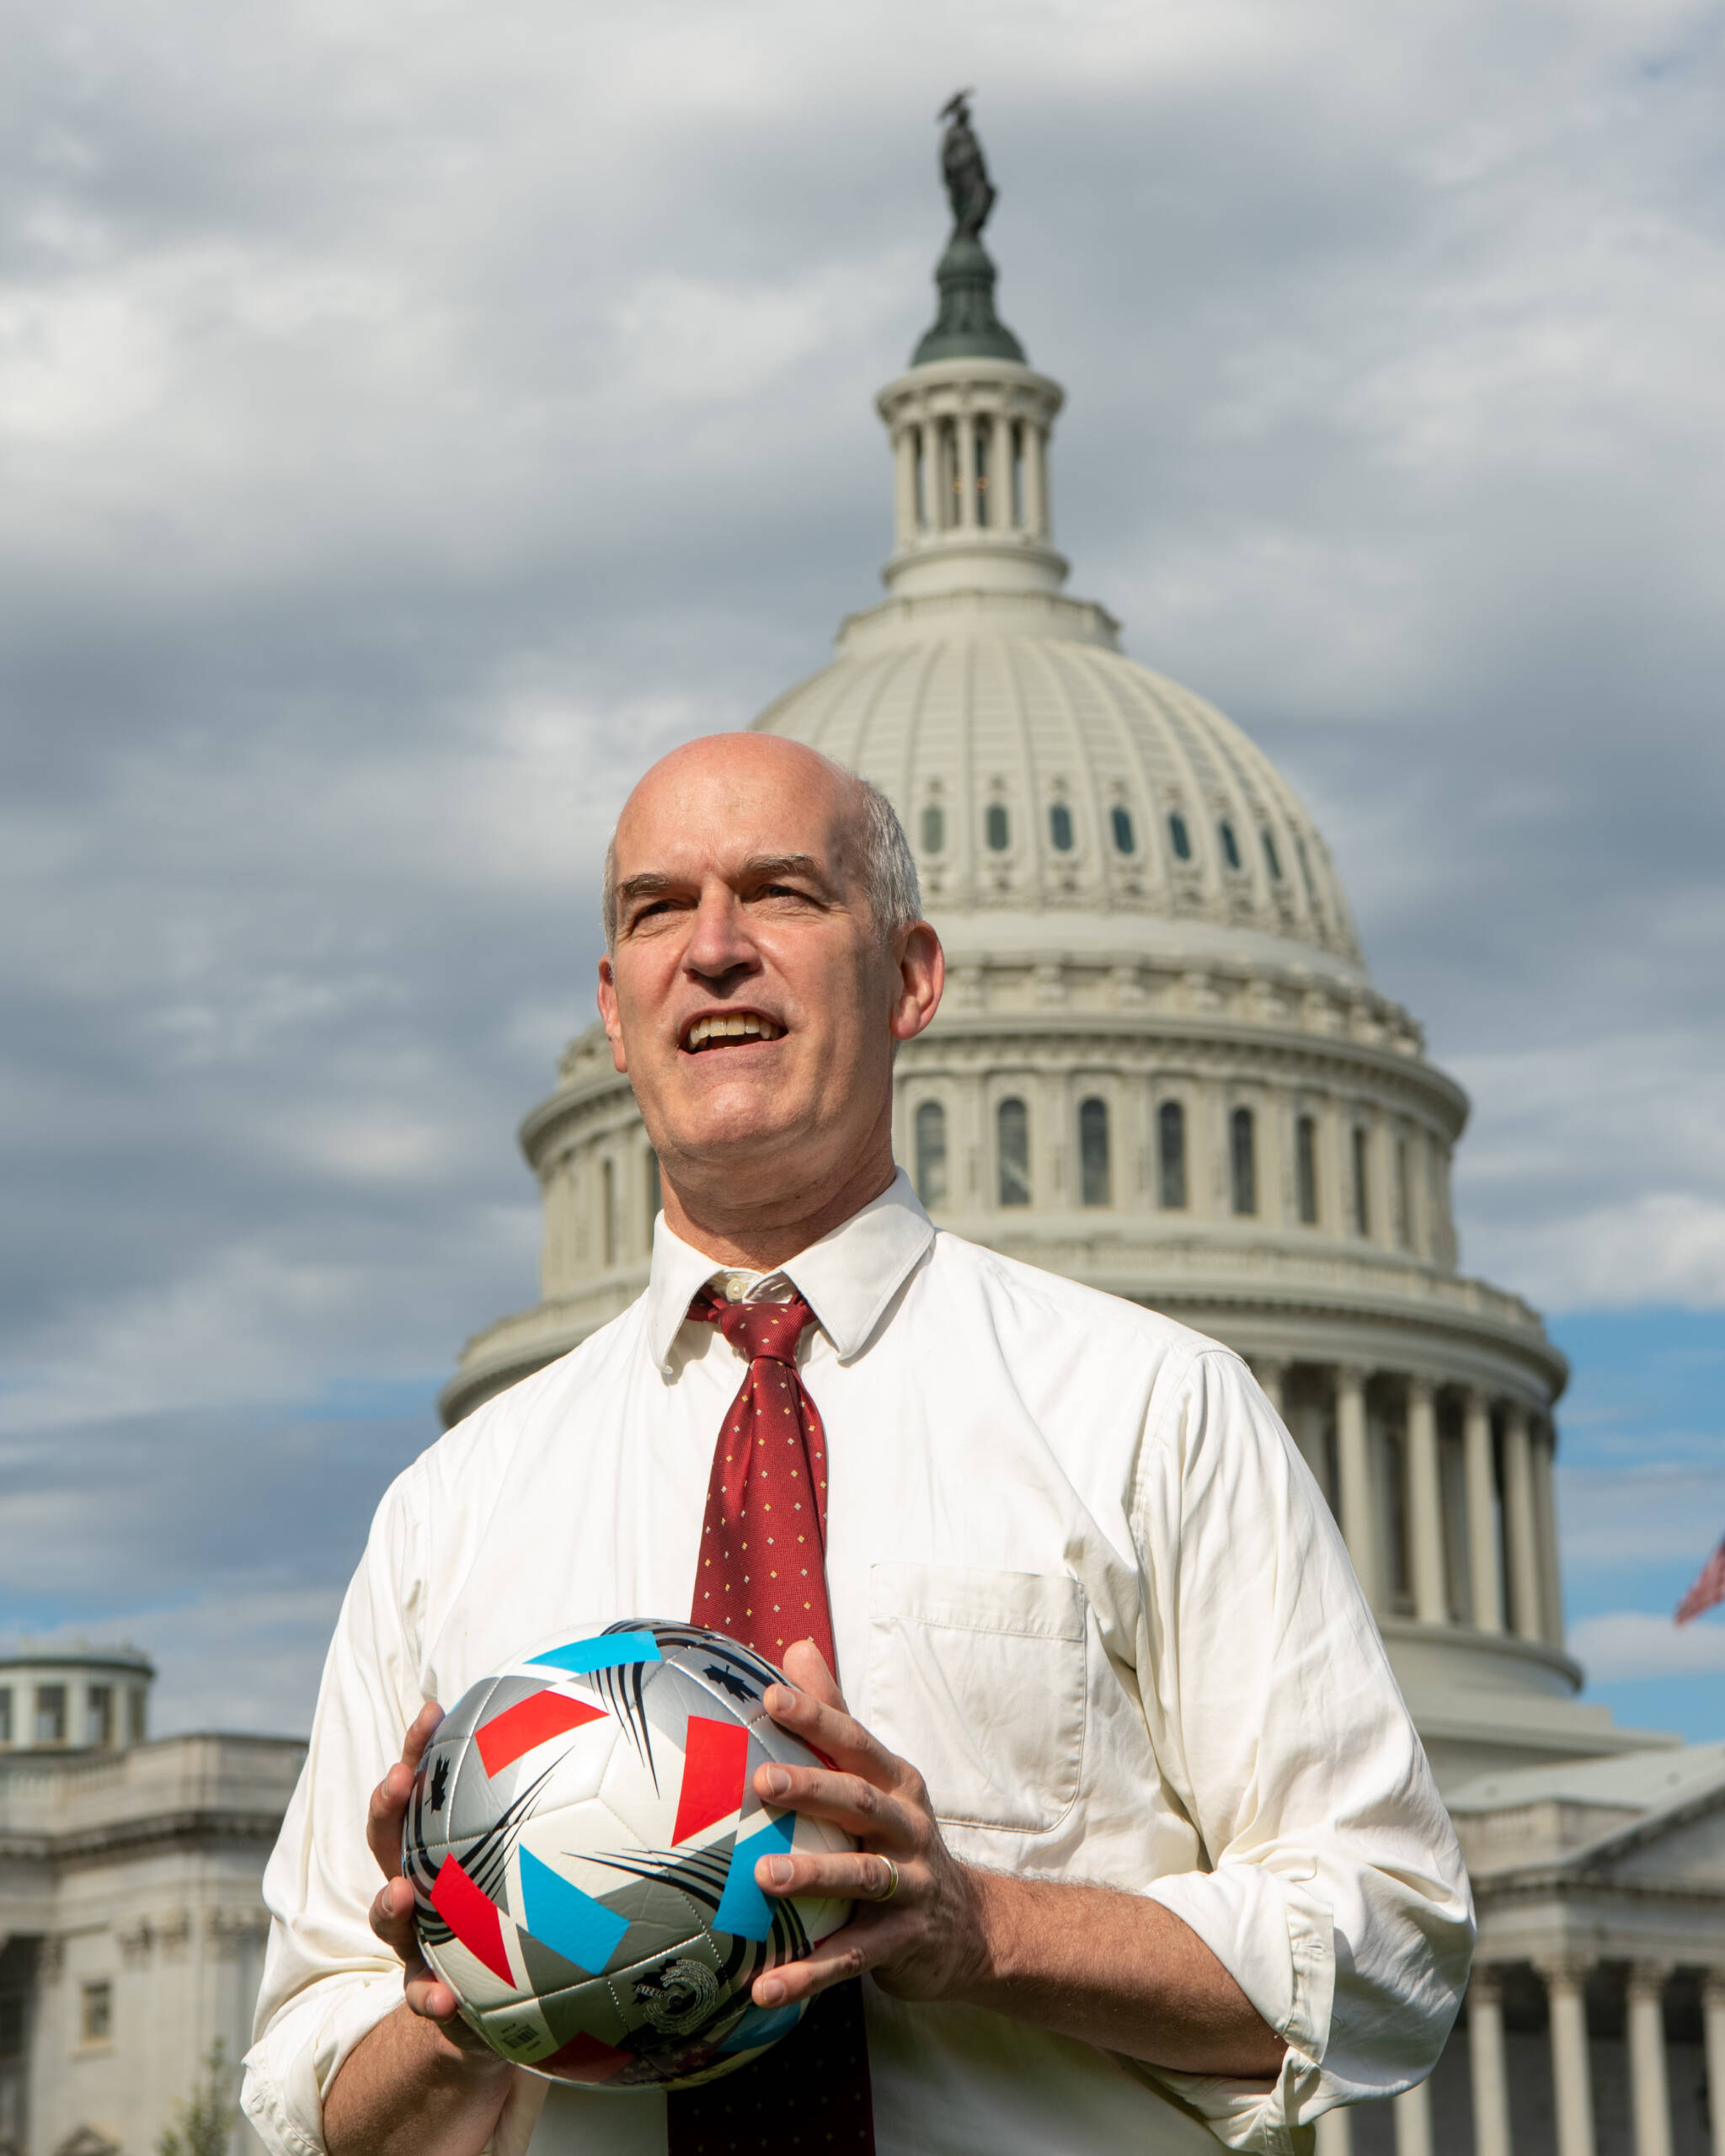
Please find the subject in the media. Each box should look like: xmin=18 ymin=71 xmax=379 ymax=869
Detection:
xmin=596 ymin=958 xmax=629 ymax=1075
xmin=889 ymin=921 xmax=944 ymax=1044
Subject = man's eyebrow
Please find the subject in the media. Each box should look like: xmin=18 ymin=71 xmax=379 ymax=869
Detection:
xmin=616 ymin=872 xmax=678 ymax=906
xmin=740 ymin=853 xmax=831 ymax=887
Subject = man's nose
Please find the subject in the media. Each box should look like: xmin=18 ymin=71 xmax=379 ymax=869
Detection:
xmin=683 ymin=889 xmax=760 ymax=984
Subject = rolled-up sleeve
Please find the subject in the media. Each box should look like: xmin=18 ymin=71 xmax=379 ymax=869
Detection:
xmin=242 ymin=1468 xmax=431 ymax=2156
xmin=1131 ymin=1350 xmax=1474 ymax=2151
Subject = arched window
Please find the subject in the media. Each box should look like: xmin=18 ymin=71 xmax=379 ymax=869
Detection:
xmin=1111 ymin=804 xmax=1135 ymax=855
xmin=601 ymin=1158 xmax=617 ymax=1267
xmin=915 ymin=1100 xmax=948 ymax=1209
xmin=1295 ymin=1116 xmax=1318 ymax=1225
xmin=997 ymin=1097 xmax=1031 ymax=1207
xmin=921 ymin=803 xmax=945 ymax=855
xmin=645 ymin=1150 xmax=661 ymax=1238
xmin=1394 ymin=1138 xmax=1413 ymax=1249
xmin=975 ymin=417 xmax=991 ymax=527
xmin=1219 ymin=820 xmax=1242 ymax=873
xmin=985 ymin=803 xmax=1011 ymax=852
xmin=1049 ymin=802 xmax=1074 ymax=851
xmin=1167 ymin=811 xmax=1193 ymax=862
xmin=1078 ymin=1097 xmax=1110 ymax=1207
xmin=1157 ymin=1100 xmax=1187 ymax=1209
xmin=1352 ymin=1126 xmax=1372 ymax=1237
xmin=1262 ymin=829 xmax=1283 ymax=881
xmin=1230 ymin=1107 xmax=1257 ymax=1215
xmin=1295 ymin=835 xmax=1323 ymax=921
xmin=913 ymin=425 xmax=928 ymax=531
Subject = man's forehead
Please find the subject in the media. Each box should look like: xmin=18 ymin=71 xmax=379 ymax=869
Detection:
xmin=615 ymin=743 xmax=853 ymax=873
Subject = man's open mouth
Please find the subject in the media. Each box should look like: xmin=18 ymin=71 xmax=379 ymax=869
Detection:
xmin=681 ymin=1011 xmax=785 ymax=1053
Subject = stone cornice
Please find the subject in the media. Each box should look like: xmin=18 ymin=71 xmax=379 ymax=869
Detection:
xmin=0 ymin=1806 xmax=288 ymax=1870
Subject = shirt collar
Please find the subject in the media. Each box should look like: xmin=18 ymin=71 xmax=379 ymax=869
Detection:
xmin=644 ymin=1167 xmax=934 ymax=1374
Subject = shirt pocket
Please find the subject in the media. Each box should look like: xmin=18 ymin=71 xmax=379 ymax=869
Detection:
xmin=866 ymin=1563 xmax=1088 ymax=1834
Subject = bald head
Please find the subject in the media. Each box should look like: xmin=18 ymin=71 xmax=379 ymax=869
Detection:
xmin=603 ymin=734 xmax=919 ymax=953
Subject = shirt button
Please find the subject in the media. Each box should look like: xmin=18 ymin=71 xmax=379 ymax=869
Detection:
xmin=723 ymin=1272 xmax=751 ymax=1301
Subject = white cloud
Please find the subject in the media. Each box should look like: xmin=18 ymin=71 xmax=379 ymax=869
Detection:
xmin=1570 ymin=1609 xmax=1725 ymax=1681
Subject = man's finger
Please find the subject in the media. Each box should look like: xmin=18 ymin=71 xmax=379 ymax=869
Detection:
xmin=756 ymin=1849 xmax=905 ymax=1904
xmin=761 ymin=1684 xmax=904 ymax=1790
xmin=366 ymin=1703 xmax=446 ymax=1877
xmin=751 ymin=1760 xmax=918 ymax=1849
xmin=749 ymin=1916 xmax=900 ymax=2009
xmin=779 ymin=1638 xmax=846 ymax=1711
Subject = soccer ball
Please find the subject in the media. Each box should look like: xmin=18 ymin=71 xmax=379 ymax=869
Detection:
xmin=402 ymin=1619 xmax=855 ymax=2089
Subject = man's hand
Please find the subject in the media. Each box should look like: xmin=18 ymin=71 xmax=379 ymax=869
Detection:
xmin=323 ymin=1704 xmax=523 ymax=2156
xmin=748 ymin=1641 xmax=990 ymax=2009
xmin=752 ymin=1642 xmax=1289 ymax=2079
xmin=362 ymin=1701 xmax=500 ymax=2046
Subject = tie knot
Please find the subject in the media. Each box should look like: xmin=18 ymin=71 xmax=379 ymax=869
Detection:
xmin=690 ymin=1288 xmax=816 ymax=1366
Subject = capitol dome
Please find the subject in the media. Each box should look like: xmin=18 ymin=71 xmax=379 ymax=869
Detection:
xmin=443 ymin=152 xmax=1668 ymax=1797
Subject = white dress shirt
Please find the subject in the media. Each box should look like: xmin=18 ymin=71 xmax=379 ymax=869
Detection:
xmin=243 ymin=1171 xmax=1471 ymax=2156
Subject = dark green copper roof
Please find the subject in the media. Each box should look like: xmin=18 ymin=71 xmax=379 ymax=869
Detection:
xmin=912 ymin=235 xmax=1026 ymax=366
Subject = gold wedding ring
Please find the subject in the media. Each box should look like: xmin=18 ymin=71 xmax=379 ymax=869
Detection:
xmin=875 ymin=1857 xmax=900 ymax=1903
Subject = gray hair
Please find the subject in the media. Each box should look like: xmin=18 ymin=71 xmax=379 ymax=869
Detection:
xmin=601 ymin=751 xmax=921 ymax=951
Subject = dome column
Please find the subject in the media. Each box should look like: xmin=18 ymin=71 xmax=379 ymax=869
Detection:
xmin=1024 ymin=420 xmax=1048 ymax=536
xmin=985 ymin=402 xmax=1012 ymax=528
xmin=1534 ymin=1421 xmax=1564 ymax=1645
xmin=1406 ymin=1375 xmax=1447 ymax=1624
xmin=1503 ymin=1405 xmax=1543 ymax=1642
xmin=1463 ymin=1390 xmax=1504 ymax=1633
xmin=1336 ymin=1365 xmax=1377 ymax=1607
xmin=956 ymin=409 xmax=979 ymax=529
xmin=894 ymin=423 xmax=920 ymax=548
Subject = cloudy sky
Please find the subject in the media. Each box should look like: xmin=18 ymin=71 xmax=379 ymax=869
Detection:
xmin=3 ymin=0 xmax=1722 ymax=1745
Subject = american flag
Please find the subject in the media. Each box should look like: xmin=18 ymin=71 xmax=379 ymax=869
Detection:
xmin=1674 ymin=1535 xmax=1725 ymax=1626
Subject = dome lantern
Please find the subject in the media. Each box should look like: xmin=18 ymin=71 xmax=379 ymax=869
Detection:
xmin=879 ymin=93 xmax=1071 ymax=610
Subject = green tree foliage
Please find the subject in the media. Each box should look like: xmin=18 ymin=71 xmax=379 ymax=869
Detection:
xmin=157 ymin=2037 xmax=238 ymax=2156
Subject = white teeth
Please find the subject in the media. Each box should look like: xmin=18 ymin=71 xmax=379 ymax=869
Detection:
xmin=686 ymin=1013 xmax=781 ymax=1050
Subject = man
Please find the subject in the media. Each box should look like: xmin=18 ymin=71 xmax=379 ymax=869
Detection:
xmin=243 ymin=733 xmax=1472 ymax=2156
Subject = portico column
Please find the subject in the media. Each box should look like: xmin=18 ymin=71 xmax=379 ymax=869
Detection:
xmin=1468 ymin=1965 xmax=1513 ymax=2156
xmin=1464 ymin=1390 xmax=1503 ymax=1632
xmin=1702 ymin=1969 xmax=1725 ymax=2156
xmin=1536 ymin=1955 xmax=1598 ymax=2156
xmin=956 ymin=410 xmax=978 ymax=529
xmin=1314 ymin=2107 xmax=1352 ymax=2156
xmin=1253 ymin=1358 xmax=1288 ymax=1418
xmin=1393 ymin=2078 xmax=1433 ymax=2156
xmin=1626 ymin=1962 xmax=1673 ymax=2156
xmin=1503 ymin=1404 xmax=1543 ymax=1641
xmin=1406 ymin=1375 xmax=1446 ymax=1623
xmin=1335 ymin=1365 xmax=1378 ymax=1607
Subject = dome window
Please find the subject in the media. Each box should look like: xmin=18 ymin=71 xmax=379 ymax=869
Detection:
xmin=985 ymin=803 xmax=1011 ymax=852
xmin=1049 ymin=802 xmax=1074 ymax=852
xmin=1110 ymin=805 xmax=1135 ymax=855
xmin=921 ymin=803 xmax=945 ymax=855
xmin=1352 ymin=1127 xmax=1372 ymax=1237
xmin=1262 ymin=829 xmax=1283 ymax=881
xmin=1296 ymin=1116 xmax=1319 ymax=1225
xmin=1167 ymin=811 xmax=1193 ymax=862
xmin=1157 ymin=1101 xmax=1187 ymax=1209
xmin=1230 ymin=1107 xmax=1258 ymax=1215
xmin=1219 ymin=820 xmax=1242 ymax=873
xmin=915 ymin=1100 xmax=948 ymax=1209
xmin=1079 ymin=1097 xmax=1110 ymax=1206
xmin=997 ymin=1097 xmax=1031 ymax=1206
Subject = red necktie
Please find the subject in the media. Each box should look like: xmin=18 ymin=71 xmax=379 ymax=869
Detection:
xmin=668 ymin=1284 xmax=875 ymax=2156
